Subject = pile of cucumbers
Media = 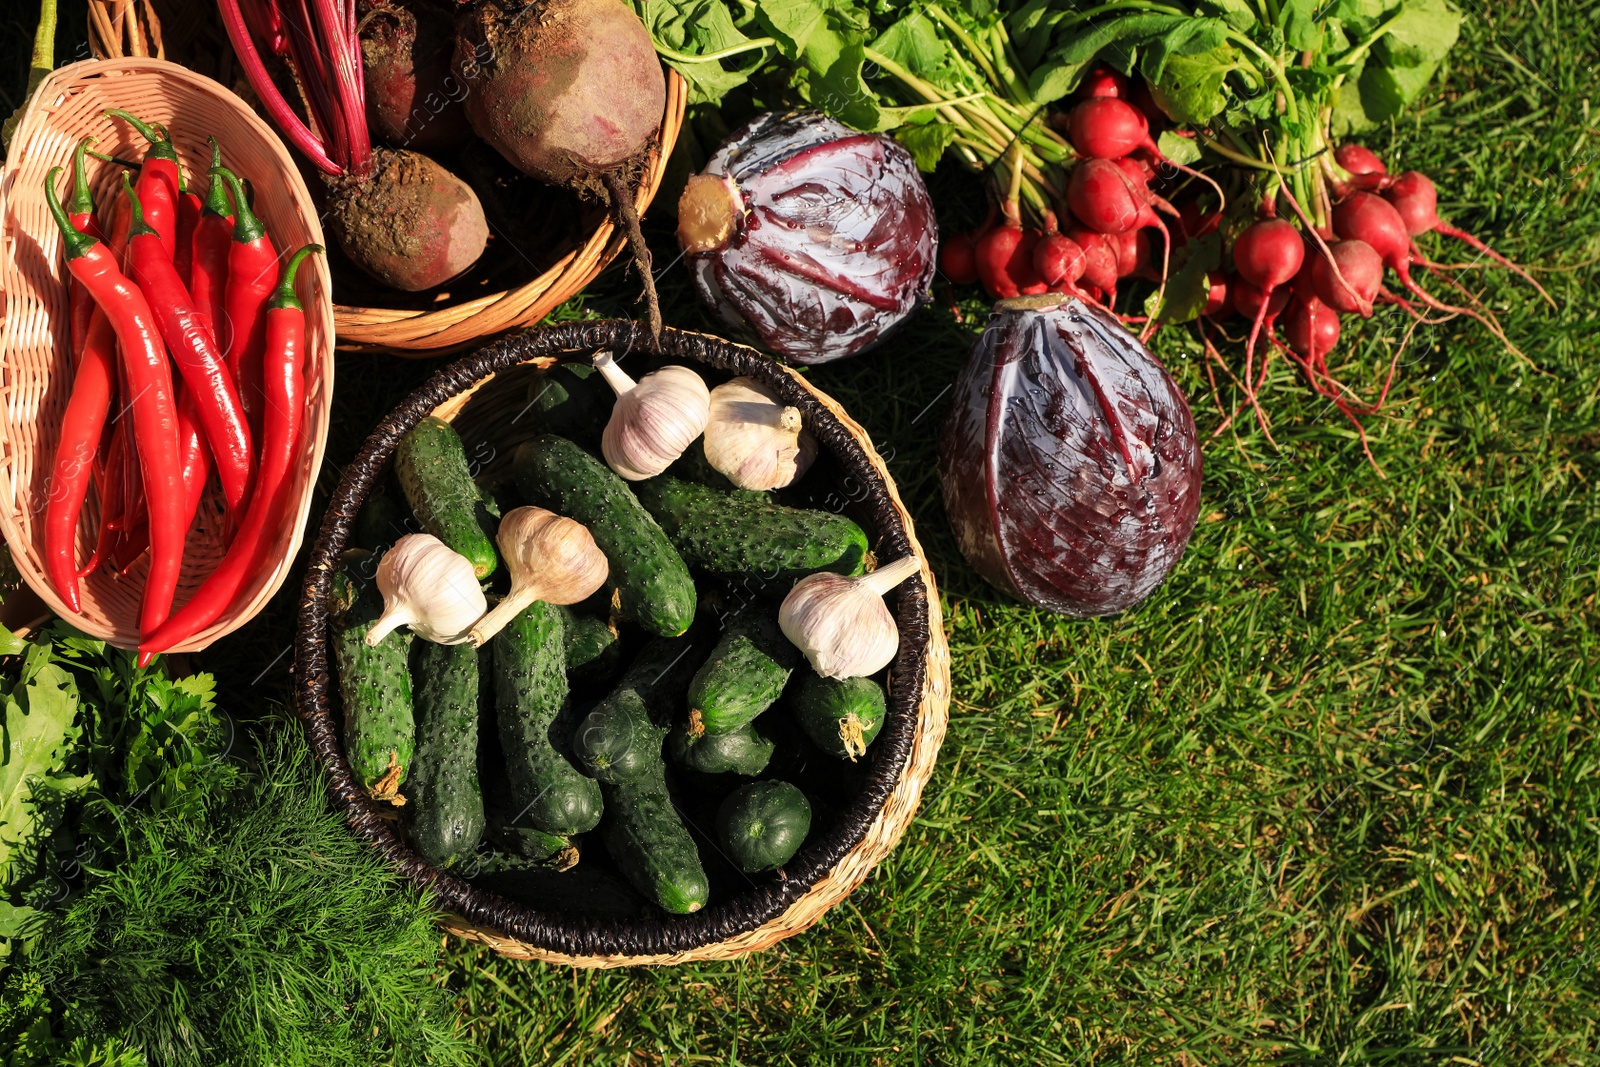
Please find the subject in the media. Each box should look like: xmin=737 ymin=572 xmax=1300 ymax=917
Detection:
xmin=331 ymin=361 xmax=893 ymax=917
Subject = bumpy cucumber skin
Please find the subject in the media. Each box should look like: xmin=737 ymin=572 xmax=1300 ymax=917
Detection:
xmin=403 ymin=641 xmax=485 ymax=868
xmin=513 ymin=436 xmax=696 ymax=637
xmin=494 ymin=601 xmax=603 ymax=835
xmin=688 ymin=608 xmax=799 ymax=735
xmin=631 ymin=474 xmax=869 ymax=578
xmin=396 ymin=416 xmax=499 ymax=578
xmin=573 ymin=633 xmax=707 ymax=784
xmin=332 ymin=561 xmax=414 ymax=802
xmin=667 ymin=446 xmax=771 ymax=504
xmin=668 ymin=721 xmax=774 ymax=776
xmin=793 ymin=673 xmax=886 ymax=759
xmin=717 ymin=780 xmax=812 ymax=873
xmin=557 ymin=605 xmax=623 ymax=687
xmin=603 ymin=773 xmax=710 ymax=915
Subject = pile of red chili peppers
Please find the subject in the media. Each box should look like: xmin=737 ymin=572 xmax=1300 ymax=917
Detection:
xmin=42 ymin=110 xmax=320 ymax=666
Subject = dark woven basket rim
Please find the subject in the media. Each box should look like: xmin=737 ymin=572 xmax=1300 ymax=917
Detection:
xmin=294 ymin=320 xmax=931 ymax=959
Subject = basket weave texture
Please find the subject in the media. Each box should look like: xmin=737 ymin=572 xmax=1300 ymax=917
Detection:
xmin=0 ymin=58 xmax=335 ymax=651
xmin=294 ymin=320 xmax=951 ymax=967
xmin=83 ymin=0 xmax=688 ymax=355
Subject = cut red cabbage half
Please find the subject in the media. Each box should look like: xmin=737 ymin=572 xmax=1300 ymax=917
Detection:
xmin=676 ymin=111 xmax=937 ymax=365
xmin=939 ymin=295 xmax=1202 ymax=616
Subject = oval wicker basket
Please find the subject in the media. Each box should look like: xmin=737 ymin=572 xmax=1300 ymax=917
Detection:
xmin=0 ymin=57 xmax=335 ymax=651
xmin=83 ymin=0 xmax=688 ymax=355
xmin=294 ymin=320 xmax=951 ymax=967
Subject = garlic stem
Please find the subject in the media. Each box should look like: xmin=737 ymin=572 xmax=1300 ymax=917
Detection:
xmin=860 ymin=555 xmax=921 ymax=596
xmin=592 ymin=350 xmax=635 ymax=396
xmin=467 ymin=507 xmax=609 ymax=647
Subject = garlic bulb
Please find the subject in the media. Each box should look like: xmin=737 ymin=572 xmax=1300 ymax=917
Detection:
xmin=778 ymin=556 xmax=921 ymax=679
xmin=703 ymin=377 xmax=818 ymax=491
xmin=468 ymin=507 xmax=609 ymax=646
xmin=367 ymin=534 xmax=488 ymax=646
xmin=595 ymin=350 xmax=711 ymax=480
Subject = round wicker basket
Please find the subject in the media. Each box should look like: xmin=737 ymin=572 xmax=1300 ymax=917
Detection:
xmin=294 ymin=320 xmax=951 ymax=967
xmin=0 ymin=57 xmax=335 ymax=651
xmin=86 ymin=0 xmax=688 ymax=356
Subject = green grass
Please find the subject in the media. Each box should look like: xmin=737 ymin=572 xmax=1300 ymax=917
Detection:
xmin=9 ymin=3 xmax=1600 ymax=1063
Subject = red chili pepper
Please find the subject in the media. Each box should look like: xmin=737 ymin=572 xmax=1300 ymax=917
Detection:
xmin=140 ymin=244 xmax=321 ymax=662
xmin=122 ymin=173 xmax=256 ymax=515
xmin=189 ymin=138 xmax=234 ymax=343
xmin=211 ymin=166 xmax=276 ymax=438
xmin=45 ymin=167 xmax=186 ymax=636
xmin=82 ymin=419 xmax=124 ymax=581
xmin=66 ymin=136 xmax=108 ymax=363
xmin=44 ymin=307 xmax=117 ymax=612
xmin=107 ymin=390 xmax=210 ymax=576
xmin=173 ymin=176 xmax=203 ymax=288
xmin=105 ymin=110 xmax=180 ymax=256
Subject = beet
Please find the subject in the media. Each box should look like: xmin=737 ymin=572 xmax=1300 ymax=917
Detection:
xmin=677 ymin=112 xmax=937 ymax=364
xmin=456 ymin=0 xmax=666 ymax=333
xmin=329 ymin=147 xmax=489 ymax=291
xmin=456 ymin=0 xmax=663 ymax=184
xmin=939 ymin=295 xmax=1202 ymax=616
xmin=360 ymin=0 xmax=469 ymax=151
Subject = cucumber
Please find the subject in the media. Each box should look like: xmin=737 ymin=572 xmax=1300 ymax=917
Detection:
xmin=513 ymin=435 xmax=695 ymax=636
xmin=687 ymin=606 xmax=798 ymax=737
xmin=793 ymin=672 xmax=886 ymax=760
xmin=603 ymin=773 xmax=709 ymax=915
xmin=526 ymin=361 xmax=611 ymax=444
xmin=395 ymin=416 xmax=499 ymax=578
xmin=717 ymin=780 xmax=811 ymax=873
xmin=557 ymin=605 xmax=623 ymax=687
xmin=572 ymin=633 xmax=706 ymax=784
xmin=631 ymin=474 xmax=869 ymax=579
xmin=478 ymin=819 xmax=577 ymax=873
xmin=668 ymin=720 xmax=774 ymax=776
xmin=331 ymin=555 xmax=414 ymax=804
xmin=402 ymin=641 xmax=484 ymax=868
xmin=493 ymin=601 xmax=603 ymax=835
xmin=667 ymin=445 xmax=771 ymax=503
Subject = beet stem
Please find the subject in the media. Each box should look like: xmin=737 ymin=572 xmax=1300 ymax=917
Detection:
xmin=217 ymin=0 xmax=340 ymax=173
xmin=602 ymin=170 xmax=661 ymax=346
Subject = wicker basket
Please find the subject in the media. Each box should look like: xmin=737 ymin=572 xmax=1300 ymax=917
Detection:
xmin=86 ymin=0 xmax=688 ymax=355
xmin=294 ymin=320 xmax=951 ymax=967
xmin=0 ymin=58 xmax=335 ymax=651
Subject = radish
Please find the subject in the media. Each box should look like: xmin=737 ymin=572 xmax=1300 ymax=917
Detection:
xmin=1067 ymin=98 xmax=1157 ymax=160
xmin=1033 ymin=213 xmax=1086 ymax=292
xmin=1232 ymin=219 xmax=1304 ymax=291
xmin=1311 ymin=239 xmax=1383 ymax=316
xmin=1335 ymin=191 xmax=1527 ymax=355
xmin=1282 ymin=297 xmax=1341 ymax=360
xmin=1068 ymin=225 xmax=1119 ymax=298
xmin=1231 ymin=276 xmax=1290 ymax=322
xmin=1068 ymin=159 xmax=1148 ymax=233
xmin=1113 ymin=228 xmax=1141 ymax=279
xmin=1203 ymin=272 xmax=1230 ymax=318
xmin=1382 ymin=171 xmax=1553 ymax=306
xmin=1335 ymin=143 xmax=1386 ymax=178
xmin=975 ymin=216 xmax=1043 ymax=299
xmin=455 ymin=0 xmax=667 ymax=334
xmin=1076 ymin=65 xmax=1129 ymax=101
xmin=941 ymin=232 xmax=979 ymax=285
xmin=359 ymin=0 xmax=468 ymax=151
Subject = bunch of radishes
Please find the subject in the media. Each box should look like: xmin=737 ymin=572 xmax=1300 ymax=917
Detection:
xmin=937 ymin=66 xmax=1546 ymax=460
xmin=937 ymin=68 xmax=1190 ymax=310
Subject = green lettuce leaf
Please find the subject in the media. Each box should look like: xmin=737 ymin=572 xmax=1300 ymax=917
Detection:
xmin=0 ymin=657 xmax=82 ymax=891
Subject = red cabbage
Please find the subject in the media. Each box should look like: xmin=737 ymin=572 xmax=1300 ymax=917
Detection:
xmin=939 ymin=295 xmax=1202 ymax=616
xmin=677 ymin=111 xmax=937 ymax=365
